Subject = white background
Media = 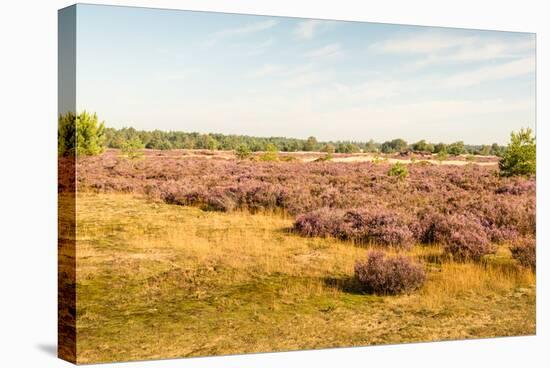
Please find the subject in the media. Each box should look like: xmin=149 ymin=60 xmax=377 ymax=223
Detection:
xmin=0 ymin=0 xmax=547 ymax=367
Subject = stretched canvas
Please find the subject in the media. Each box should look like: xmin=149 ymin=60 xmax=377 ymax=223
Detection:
xmin=58 ymin=4 xmax=536 ymax=364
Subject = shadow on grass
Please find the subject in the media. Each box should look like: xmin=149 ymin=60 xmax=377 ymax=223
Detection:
xmin=418 ymin=251 xmax=448 ymax=265
xmin=323 ymin=276 xmax=367 ymax=295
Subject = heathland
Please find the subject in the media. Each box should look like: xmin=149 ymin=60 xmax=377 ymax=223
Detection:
xmin=58 ymin=113 xmax=536 ymax=363
xmin=57 ymin=145 xmax=535 ymax=363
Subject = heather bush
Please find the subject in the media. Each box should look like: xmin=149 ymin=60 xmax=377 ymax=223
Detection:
xmin=76 ymin=150 xmax=535 ymax=250
xmin=294 ymin=208 xmax=413 ymax=249
xmin=293 ymin=208 xmax=344 ymax=237
xmin=510 ymin=237 xmax=536 ymax=270
xmin=417 ymin=212 xmax=496 ymax=260
xmin=202 ymin=188 xmax=237 ymax=212
xmin=443 ymin=229 xmax=495 ymax=261
xmin=368 ymin=213 xmax=414 ymax=248
xmin=496 ymin=179 xmax=535 ymax=195
xmin=354 ymin=251 xmax=426 ymax=294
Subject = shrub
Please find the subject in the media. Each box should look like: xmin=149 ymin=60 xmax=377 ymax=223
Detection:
xmin=388 ymin=162 xmax=408 ymax=179
xmin=293 ymin=208 xmax=344 ymax=237
xmin=496 ymin=180 xmax=535 ymax=195
xmin=202 ymin=188 xmax=237 ymax=212
xmin=418 ymin=213 xmax=496 ymax=261
xmin=510 ymin=237 xmax=536 ymax=270
xmin=436 ymin=150 xmax=449 ymax=162
xmin=499 ymin=128 xmax=536 ymax=177
xmin=235 ymin=144 xmax=251 ymax=160
xmin=120 ymin=137 xmax=144 ymax=159
xmin=321 ymin=143 xmax=336 ymax=155
xmin=279 ymin=155 xmax=297 ymax=162
xmin=354 ymin=251 xmax=426 ymax=294
xmin=366 ymin=212 xmax=414 ymax=248
xmin=260 ymin=143 xmax=279 ymax=161
xmin=294 ymin=208 xmax=413 ymax=249
xmin=76 ymin=150 xmax=535 ymax=251
xmin=443 ymin=229 xmax=494 ymax=261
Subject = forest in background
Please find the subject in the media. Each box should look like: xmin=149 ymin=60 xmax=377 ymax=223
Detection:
xmin=103 ymin=125 xmax=505 ymax=155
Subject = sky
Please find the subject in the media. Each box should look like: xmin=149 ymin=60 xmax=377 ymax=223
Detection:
xmin=75 ymin=4 xmax=536 ymax=145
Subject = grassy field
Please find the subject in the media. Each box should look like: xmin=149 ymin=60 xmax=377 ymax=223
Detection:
xmin=73 ymin=192 xmax=535 ymax=364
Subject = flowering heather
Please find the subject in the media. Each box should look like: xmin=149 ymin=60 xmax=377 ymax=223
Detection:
xmin=293 ymin=208 xmax=345 ymax=238
xmin=73 ymin=150 xmax=535 ymax=251
xmin=295 ymin=208 xmax=414 ymax=249
xmin=354 ymin=251 xmax=426 ymax=294
xmin=510 ymin=237 xmax=536 ymax=271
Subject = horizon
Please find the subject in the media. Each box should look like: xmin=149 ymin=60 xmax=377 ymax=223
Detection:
xmin=103 ymin=123 xmax=511 ymax=147
xmin=73 ymin=4 xmax=535 ymax=145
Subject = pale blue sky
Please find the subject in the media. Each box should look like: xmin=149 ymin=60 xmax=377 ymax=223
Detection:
xmin=75 ymin=4 xmax=535 ymax=144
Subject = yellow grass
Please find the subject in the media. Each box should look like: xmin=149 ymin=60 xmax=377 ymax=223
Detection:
xmin=70 ymin=192 xmax=535 ymax=364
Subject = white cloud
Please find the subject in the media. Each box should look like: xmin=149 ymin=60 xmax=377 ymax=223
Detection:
xmin=248 ymin=63 xmax=329 ymax=88
xmin=444 ymin=56 xmax=535 ymax=87
xmin=304 ymin=43 xmax=342 ymax=58
xmin=295 ymin=20 xmax=324 ymax=40
xmin=372 ymin=31 xmax=535 ymax=67
xmin=246 ymin=38 xmax=275 ymax=56
xmin=281 ymin=71 xmax=330 ymax=89
xmin=248 ymin=64 xmax=282 ymax=78
xmin=208 ymin=20 xmax=278 ymax=44
xmin=372 ymin=32 xmax=473 ymax=54
xmin=216 ymin=19 xmax=278 ymax=37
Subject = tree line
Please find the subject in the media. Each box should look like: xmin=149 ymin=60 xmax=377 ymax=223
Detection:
xmin=101 ymin=125 xmax=505 ymax=156
xmin=58 ymin=111 xmax=535 ymax=176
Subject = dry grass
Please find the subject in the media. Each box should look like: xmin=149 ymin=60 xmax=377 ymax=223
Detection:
xmin=72 ymin=192 xmax=535 ymax=364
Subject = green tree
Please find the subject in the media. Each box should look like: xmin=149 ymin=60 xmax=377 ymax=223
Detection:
xmin=436 ymin=150 xmax=449 ymax=163
xmin=235 ymin=143 xmax=251 ymax=160
xmin=391 ymin=138 xmax=408 ymax=152
xmin=321 ymin=143 xmax=336 ymax=154
xmin=499 ymin=128 xmax=536 ymax=177
xmin=58 ymin=112 xmax=77 ymax=156
xmin=58 ymin=111 xmax=105 ymax=156
xmin=447 ymin=141 xmax=465 ymax=155
xmin=491 ymin=143 xmax=503 ymax=156
xmin=336 ymin=142 xmax=360 ymax=153
xmin=260 ymin=143 xmax=279 ymax=161
xmin=380 ymin=141 xmax=394 ymax=153
xmin=120 ymin=137 xmax=144 ymax=159
xmin=380 ymin=138 xmax=408 ymax=153
xmin=303 ymin=136 xmax=318 ymax=151
xmin=412 ymin=139 xmax=434 ymax=153
xmin=478 ymin=145 xmax=491 ymax=156
xmin=433 ymin=143 xmax=447 ymax=154
xmin=364 ymin=139 xmax=378 ymax=152
xmin=195 ymin=134 xmax=217 ymax=150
